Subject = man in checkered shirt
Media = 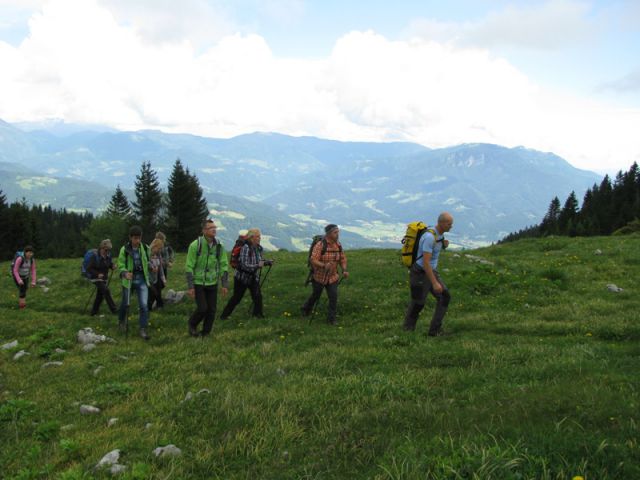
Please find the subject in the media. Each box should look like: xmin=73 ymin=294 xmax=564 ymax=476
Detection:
xmin=301 ymin=224 xmax=349 ymax=325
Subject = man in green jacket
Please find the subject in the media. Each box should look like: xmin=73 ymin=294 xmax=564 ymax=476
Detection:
xmin=185 ymin=219 xmax=229 ymax=337
xmin=117 ymin=225 xmax=154 ymax=340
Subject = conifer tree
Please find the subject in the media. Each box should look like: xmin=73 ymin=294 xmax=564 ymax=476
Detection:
xmin=558 ymin=191 xmax=579 ymax=235
xmin=541 ymin=196 xmax=561 ymax=235
xmin=132 ymin=162 xmax=163 ymax=241
xmin=165 ymin=159 xmax=209 ymax=250
xmin=106 ymin=185 xmax=132 ymax=219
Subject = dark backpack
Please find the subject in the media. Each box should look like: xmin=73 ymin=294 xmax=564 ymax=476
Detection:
xmin=10 ymin=251 xmax=25 ymax=277
xmin=230 ymin=235 xmax=249 ymax=269
xmin=81 ymin=249 xmax=99 ymax=278
xmin=305 ymin=235 xmax=343 ymax=285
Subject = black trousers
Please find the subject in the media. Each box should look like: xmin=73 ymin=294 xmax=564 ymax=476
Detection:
xmin=92 ymin=280 xmax=117 ymax=314
xmin=148 ymin=279 xmax=165 ymax=310
xmin=302 ymin=280 xmax=339 ymax=324
xmin=221 ymin=277 xmax=263 ymax=318
xmin=404 ymin=265 xmax=451 ymax=334
xmin=14 ymin=276 xmax=29 ymax=298
xmin=189 ymin=285 xmax=218 ymax=335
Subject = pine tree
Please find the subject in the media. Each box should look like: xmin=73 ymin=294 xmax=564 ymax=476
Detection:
xmin=558 ymin=191 xmax=579 ymax=235
xmin=165 ymin=159 xmax=209 ymax=250
xmin=106 ymin=185 xmax=133 ymax=219
xmin=0 ymin=190 xmax=8 ymax=258
xmin=541 ymin=196 xmax=561 ymax=235
xmin=132 ymin=162 xmax=164 ymax=241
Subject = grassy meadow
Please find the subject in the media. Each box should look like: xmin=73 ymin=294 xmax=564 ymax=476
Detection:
xmin=1 ymin=235 xmax=639 ymax=479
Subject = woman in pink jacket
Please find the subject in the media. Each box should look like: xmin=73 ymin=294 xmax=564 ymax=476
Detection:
xmin=12 ymin=245 xmax=37 ymax=309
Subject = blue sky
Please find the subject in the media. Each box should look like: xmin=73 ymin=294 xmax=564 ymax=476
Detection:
xmin=0 ymin=0 xmax=638 ymax=173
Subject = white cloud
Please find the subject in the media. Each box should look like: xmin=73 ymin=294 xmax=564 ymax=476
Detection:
xmin=406 ymin=0 xmax=594 ymax=50
xmin=0 ymin=0 xmax=638 ymax=173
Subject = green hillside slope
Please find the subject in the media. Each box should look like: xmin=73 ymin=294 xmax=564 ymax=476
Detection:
xmin=1 ymin=236 xmax=639 ymax=479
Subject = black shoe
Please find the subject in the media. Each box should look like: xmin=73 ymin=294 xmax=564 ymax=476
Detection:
xmin=89 ymin=311 xmax=98 ymax=317
xmin=300 ymin=307 xmax=310 ymax=317
xmin=253 ymin=313 xmax=265 ymax=319
xmin=328 ymin=319 xmax=337 ymax=326
xmin=219 ymin=315 xmax=228 ymax=321
xmin=428 ymin=330 xmax=450 ymax=337
xmin=188 ymin=325 xmax=199 ymax=337
xmin=139 ymin=328 xmax=150 ymax=341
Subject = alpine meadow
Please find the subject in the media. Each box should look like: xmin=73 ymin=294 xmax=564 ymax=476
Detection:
xmin=1 ymin=235 xmax=639 ymax=479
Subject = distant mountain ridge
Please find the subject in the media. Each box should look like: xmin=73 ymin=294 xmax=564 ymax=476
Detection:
xmin=0 ymin=119 xmax=601 ymax=249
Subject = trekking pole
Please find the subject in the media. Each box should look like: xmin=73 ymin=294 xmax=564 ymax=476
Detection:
xmin=123 ymin=278 xmax=132 ymax=340
xmin=259 ymin=264 xmax=272 ymax=289
xmin=310 ymin=275 xmax=344 ymax=322
xmin=83 ymin=281 xmax=97 ymax=314
xmin=247 ymin=267 xmax=264 ymax=315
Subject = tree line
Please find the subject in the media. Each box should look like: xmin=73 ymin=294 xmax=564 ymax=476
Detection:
xmin=502 ymin=162 xmax=640 ymax=242
xmin=0 ymin=159 xmax=208 ymax=260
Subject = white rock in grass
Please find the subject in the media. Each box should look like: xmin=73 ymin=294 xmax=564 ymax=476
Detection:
xmin=594 ymin=249 xmax=603 ymax=255
xmin=41 ymin=287 xmax=50 ymax=293
xmin=110 ymin=464 xmax=126 ymax=475
xmin=36 ymin=276 xmax=51 ymax=286
xmin=13 ymin=350 xmax=30 ymax=360
xmin=97 ymin=449 xmax=121 ymax=468
xmin=153 ymin=444 xmax=182 ymax=458
xmin=197 ymin=389 xmax=211 ymax=395
xmin=80 ymin=404 xmax=101 ymax=414
xmin=54 ymin=348 xmax=66 ymax=354
xmin=61 ymin=424 xmax=74 ymax=431
xmin=42 ymin=361 xmax=63 ymax=369
xmin=276 ymin=368 xmax=286 ymax=377
xmin=108 ymin=418 xmax=118 ymax=427
xmin=77 ymin=328 xmax=111 ymax=345
xmin=182 ymin=391 xmax=193 ymax=402
xmin=1 ymin=340 xmax=18 ymax=350
xmin=82 ymin=343 xmax=96 ymax=352
xmin=93 ymin=366 xmax=104 ymax=376
xmin=145 ymin=423 xmax=153 ymax=430
xmin=607 ymin=284 xmax=623 ymax=293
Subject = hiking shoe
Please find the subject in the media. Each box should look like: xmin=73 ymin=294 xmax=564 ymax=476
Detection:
xmin=188 ymin=325 xmax=199 ymax=337
xmin=428 ymin=330 xmax=451 ymax=337
xmin=139 ymin=328 xmax=150 ymax=341
xmin=300 ymin=307 xmax=310 ymax=317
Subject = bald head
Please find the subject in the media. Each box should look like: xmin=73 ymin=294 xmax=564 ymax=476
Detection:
xmin=437 ymin=212 xmax=454 ymax=233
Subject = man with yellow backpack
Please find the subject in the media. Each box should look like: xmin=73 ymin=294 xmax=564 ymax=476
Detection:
xmin=402 ymin=212 xmax=453 ymax=335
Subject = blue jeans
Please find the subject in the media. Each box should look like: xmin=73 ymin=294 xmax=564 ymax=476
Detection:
xmin=119 ymin=278 xmax=149 ymax=328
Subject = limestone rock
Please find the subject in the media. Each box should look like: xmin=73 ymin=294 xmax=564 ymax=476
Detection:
xmin=110 ymin=464 xmax=126 ymax=475
xmin=42 ymin=361 xmax=63 ymax=369
xmin=54 ymin=348 xmax=66 ymax=354
xmin=80 ymin=404 xmax=101 ymax=414
xmin=97 ymin=449 xmax=121 ymax=468
xmin=36 ymin=277 xmax=51 ymax=286
xmin=145 ymin=422 xmax=153 ymax=429
xmin=77 ymin=328 xmax=111 ymax=345
xmin=164 ymin=289 xmax=186 ymax=304
xmin=607 ymin=284 xmax=623 ymax=293
xmin=182 ymin=391 xmax=193 ymax=402
xmin=82 ymin=343 xmax=96 ymax=352
xmin=197 ymin=389 xmax=210 ymax=395
xmin=1 ymin=340 xmax=18 ymax=350
xmin=153 ymin=444 xmax=182 ymax=458
xmin=594 ymin=249 xmax=603 ymax=255
xmin=108 ymin=418 xmax=118 ymax=427
xmin=13 ymin=350 xmax=30 ymax=360
xmin=93 ymin=366 xmax=104 ymax=376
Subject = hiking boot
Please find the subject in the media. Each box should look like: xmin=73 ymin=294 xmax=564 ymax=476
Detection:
xmin=188 ymin=325 xmax=199 ymax=337
xmin=300 ymin=307 xmax=310 ymax=317
xmin=428 ymin=330 xmax=451 ymax=337
xmin=139 ymin=328 xmax=150 ymax=341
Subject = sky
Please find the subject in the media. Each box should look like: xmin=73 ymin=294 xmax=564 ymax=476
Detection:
xmin=0 ymin=0 xmax=639 ymax=174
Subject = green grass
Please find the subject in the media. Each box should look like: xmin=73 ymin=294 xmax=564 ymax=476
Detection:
xmin=1 ymin=235 xmax=639 ymax=479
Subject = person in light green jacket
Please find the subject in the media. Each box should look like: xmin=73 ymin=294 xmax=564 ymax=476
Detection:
xmin=185 ymin=219 xmax=229 ymax=337
xmin=117 ymin=225 xmax=154 ymax=340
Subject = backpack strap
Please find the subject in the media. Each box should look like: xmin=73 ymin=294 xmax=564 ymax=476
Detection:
xmin=196 ymin=237 xmax=203 ymax=257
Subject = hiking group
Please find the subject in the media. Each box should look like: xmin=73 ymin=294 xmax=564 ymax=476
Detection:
xmin=10 ymin=212 xmax=454 ymax=339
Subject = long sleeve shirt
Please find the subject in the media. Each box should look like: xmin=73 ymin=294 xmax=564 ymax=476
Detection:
xmin=13 ymin=256 xmax=37 ymax=285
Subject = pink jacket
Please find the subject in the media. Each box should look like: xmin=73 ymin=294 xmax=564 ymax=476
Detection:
xmin=13 ymin=256 xmax=37 ymax=285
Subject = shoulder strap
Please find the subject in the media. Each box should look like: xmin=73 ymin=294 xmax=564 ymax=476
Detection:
xmin=216 ymin=242 xmax=221 ymax=261
xmin=321 ymin=238 xmax=328 ymax=255
xmin=197 ymin=237 xmax=203 ymax=256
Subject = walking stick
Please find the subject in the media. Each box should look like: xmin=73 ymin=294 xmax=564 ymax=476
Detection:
xmin=83 ymin=281 xmax=97 ymax=314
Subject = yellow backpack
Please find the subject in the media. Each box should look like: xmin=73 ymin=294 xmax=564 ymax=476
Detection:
xmin=400 ymin=221 xmax=436 ymax=268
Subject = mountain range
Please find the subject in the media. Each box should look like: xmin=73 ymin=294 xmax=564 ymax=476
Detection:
xmin=0 ymin=119 xmax=601 ymax=250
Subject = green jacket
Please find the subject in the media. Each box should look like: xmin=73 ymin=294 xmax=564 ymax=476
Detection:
xmin=117 ymin=242 xmax=151 ymax=288
xmin=185 ymin=237 xmax=229 ymax=288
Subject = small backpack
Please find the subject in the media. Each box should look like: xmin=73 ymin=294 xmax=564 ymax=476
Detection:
xmin=230 ymin=235 xmax=249 ymax=269
xmin=81 ymin=249 xmax=99 ymax=278
xmin=400 ymin=221 xmax=438 ymax=268
xmin=305 ymin=235 xmax=343 ymax=285
xmin=10 ymin=251 xmax=25 ymax=277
